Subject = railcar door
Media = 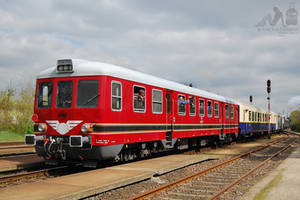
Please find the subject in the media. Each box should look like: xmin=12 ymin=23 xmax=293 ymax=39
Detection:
xmin=220 ymin=103 xmax=224 ymax=136
xmin=166 ymin=91 xmax=174 ymax=141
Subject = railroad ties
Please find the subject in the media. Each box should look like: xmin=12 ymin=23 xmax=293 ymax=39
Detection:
xmin=128 ymin=135 xmax=297 ymax=200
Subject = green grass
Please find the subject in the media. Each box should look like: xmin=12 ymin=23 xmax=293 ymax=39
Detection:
xmin=253 ymin=172 xmax=283 ymax=200
xmin=0 ymin=130 xmax=25 ymax=142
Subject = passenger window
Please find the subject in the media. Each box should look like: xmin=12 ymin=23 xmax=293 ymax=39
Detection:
xmin=57 ymin=81 xmax=73 ymax=108
xmin=225 ymin=104 xmax=229 ymax=118
xmin=230 ymin=105 xmax=234 ymax=119
xmin=252 ymin=112 xmax=255 ymax=121
xmin=199 ymin=99 xmax=205 ymax=117
xmin=178 ymin=95 xmax=186 ymax=115
xmin=152 ymin=89 xmax=162 ymax=113
xmin=38 ymin=82 xmax=53 ymax=108
xmin=207 ymin=101 xmax=212 ymax=117
xmin=249 ymin=111 xmax=252 ymax=121
xmin=77 ymin=80 xmax=99 ymax=108
xmin=189 ymin=97 xmax=196 ymax=116
xmin=214 ymin=102 xmax=219 ymax=118
xmin=111 ymin=82 xmax=122 ymax=111
xmin=133 ymin=86 xmax=146 ymax=112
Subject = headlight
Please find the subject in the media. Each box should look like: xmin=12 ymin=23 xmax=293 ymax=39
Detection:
xmin=81 ymin=124 xmax=89 ymax=133
xmin=38 ymin=123 xmax=46 ymax=132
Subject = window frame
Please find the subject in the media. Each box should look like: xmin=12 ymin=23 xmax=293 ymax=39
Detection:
xmin=133 ymin=85 xmax=146 ymax=113
xmin=111 ymin=81 xmax=122 ymax=112
xmin=199 ymin=99 xmax=205 ymax=117
xmin=152 ymin=89 xmax=163 ymax=114
xmin=207 ymin=100 xmax=213 ymax=117
xmin=225 ymin=104 xmax=229 ymax=118
xmin=76 ymin=79 xmax=99 ymax=108
xmin=214 ymin=102 xmax=219 ymax=118
xmin=178 ymin=94 xmax=186 ymax=116
xmin=56 ymin=80 xmax=73 ymax=108
xmin=230 ymin=105 xmax=234 ymax=119
xmin=37 ymin=82 xmax=53 ymax=109
xmin=249 ymin=111 xmax=252 ymax=121
xmin=189 ymin=96 xmax=196 ymax=116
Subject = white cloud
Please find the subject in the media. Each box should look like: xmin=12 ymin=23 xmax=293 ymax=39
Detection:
xmin=0 ymin=0 xmax=299 ymax=114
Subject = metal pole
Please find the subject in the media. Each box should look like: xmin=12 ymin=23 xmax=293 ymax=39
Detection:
xmin=268 ymin=93 xmax=271 ymax=139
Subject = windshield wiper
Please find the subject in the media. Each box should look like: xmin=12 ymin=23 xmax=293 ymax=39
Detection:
xmin=83 ymin=93 xmax=99 ymax=105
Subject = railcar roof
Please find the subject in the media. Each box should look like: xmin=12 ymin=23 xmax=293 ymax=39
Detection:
xmin=37 ymin=59 xmax=237 ymax=104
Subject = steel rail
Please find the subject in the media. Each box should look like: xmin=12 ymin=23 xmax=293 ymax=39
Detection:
xmin=127 ymin=137 xmax=289 ymax=200
xmin=0 ymin=145 xmax=33 ymax=150
xmin=0 ymin=165 xmax=69 ymax=186
xmin=208 ymin=140 xmax=296 ymax=200
xmin=0 ymin=142 xmax=24 ymax=147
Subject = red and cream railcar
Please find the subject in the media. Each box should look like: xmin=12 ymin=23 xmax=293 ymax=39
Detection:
xmin=25 ymin=59 xmax=239 ymax=165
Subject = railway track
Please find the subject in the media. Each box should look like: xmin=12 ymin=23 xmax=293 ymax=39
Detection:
xmin=127 ymin=136 xmax=297 ymax=200
xmin=0 ymin=141 xmax=35 ymax=157
xmin=0 ymin=166 xmax=68 ymax=188
xmin=0 ymin=164 xmax=90 ymax=188
xmin=0 ymin=141 xmax=24 ymax=146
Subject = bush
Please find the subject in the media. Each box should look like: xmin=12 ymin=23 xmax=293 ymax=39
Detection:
xmin=0 ymin=83 xmax=34 ymax=135
xmin=290 ymin=110 xmax=300 ymax=132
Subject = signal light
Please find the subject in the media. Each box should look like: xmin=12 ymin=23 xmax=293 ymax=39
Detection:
xmin=56 ymin=59 xmax=74 ymax=73
xmin=32 ymin=114 xmax=38 ymax=122
xmin=250 ymin=95 xmax=253 ymax=103
xmin=267 ymin=79 xmax=271 ymax=93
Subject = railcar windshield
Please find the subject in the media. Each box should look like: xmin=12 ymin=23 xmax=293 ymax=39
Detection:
xmin=77 ymin=80 xmax=99 ymax=108
xmin=37 ymin=82 xmax=53 ymax=108
xmin=56 ymin=81 xmax=73 ymax=108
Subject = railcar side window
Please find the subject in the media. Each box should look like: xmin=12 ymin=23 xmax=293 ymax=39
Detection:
xmin=37 ymin=82 xmax=53 ymax=108
xmin=199 ymin=99 xmax=205 ymax=116
xmin=265 ymin=114 xmax=267 ymax=122
xmin=111 ymin=82 xmax=122 ymax=111
xmin=77 ymin=80 xmax=99 ymax=108
xmin=57 ymin=81 xmax=73 ymax=108
xmin=214 ymin=102 xmax=219 ymax=118
xmin=207 ymin=101 xmax=212 ymax=117
xmin=189 ymin=97 xmax=196 ymax=116
xmin=252 ymin=112 xmax=255 ymax=121
xmin=133 ymin=86 xmax=146 ymax=112
xmin=178 ymin=95 xmax=186 ymax=115
xmin=249 ymin=111 xmax=252 ymax=121
xmin=225 ymin=104 xmax=229 ymax=118
xmin=152 ymin=89 xmax=162 ymax=113
xmin=230 ymin=105 xmax=234 ymax=119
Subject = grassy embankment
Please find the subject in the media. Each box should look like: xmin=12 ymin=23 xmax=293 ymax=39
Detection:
xmin=0 ymin=130 xmax=25 ymax=141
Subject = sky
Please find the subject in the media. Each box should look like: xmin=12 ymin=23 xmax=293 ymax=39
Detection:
xmin=0 ymin=0 xmax=299 ymax=115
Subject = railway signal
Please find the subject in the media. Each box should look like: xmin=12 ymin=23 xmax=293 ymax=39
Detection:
xmin=250 ymin=95 xmax=253 ymax=103
xmin=267 ymin=79 xmax=271 ymax=139
xmin=267 ymin=79 xmax=271 ymax=94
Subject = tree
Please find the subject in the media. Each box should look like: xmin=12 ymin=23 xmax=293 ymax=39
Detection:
xmin=0 ymin=83 xmax=34 ymax=134
xmin=290 ymin=110 xmax=300 ymax=132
